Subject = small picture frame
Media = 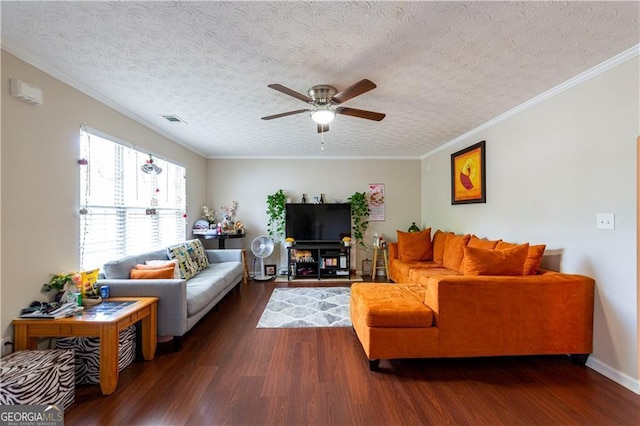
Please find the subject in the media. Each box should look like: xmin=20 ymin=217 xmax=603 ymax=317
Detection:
xmin=264 ymin=264 xmax=277 ymax=276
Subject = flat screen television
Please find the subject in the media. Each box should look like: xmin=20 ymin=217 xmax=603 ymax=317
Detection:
xmin=285 ymin=203 xmax=351 ymax=243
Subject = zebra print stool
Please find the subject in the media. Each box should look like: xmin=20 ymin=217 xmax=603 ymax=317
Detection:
xmin=56 ymin=325 xmax=136 ymax=385
xmin=0 ymin=349 xmax=75 ymax=410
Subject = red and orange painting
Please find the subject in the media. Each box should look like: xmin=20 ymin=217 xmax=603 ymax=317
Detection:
xmin=451 ymin=141 xmax=486 ymax=204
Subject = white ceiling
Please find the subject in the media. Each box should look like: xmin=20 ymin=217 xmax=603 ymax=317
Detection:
xmin=2 ymin=1 xmax=638 ymax=159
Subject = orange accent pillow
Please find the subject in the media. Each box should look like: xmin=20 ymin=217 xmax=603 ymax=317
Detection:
xmin=130 ymin=266 xmax=175 ymax=279
xmin=463 ymin=243 xmax=529 ymax=276
xmin=136 ymin=261 xmax=180 ymax=279
xmin=442 ymin=233 xmax=471 ymax=272
xmin=468 ymin=235 xmax=500 ymax=250
xmin=432 ymin=230 xmax=450 ymax=265
xmin=496 ymin=241 xmax=546 ymax=275
xmin=397 ymin=228 xmax=432 ymax=261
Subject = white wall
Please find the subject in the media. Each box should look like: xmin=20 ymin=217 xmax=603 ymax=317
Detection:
xmin=206 ymin=159 xmax=421 ymax=272
xmin=0 ymin=51 xmax=208 ymax=342
xmin=422 ymin=56 xmax=639 ymax=392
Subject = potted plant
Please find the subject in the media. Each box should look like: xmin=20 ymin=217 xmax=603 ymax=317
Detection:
xmin=266 ymin=189 xmax=287 ymax=244
xmin=41 ymin=273 xmax=75 ymax=302
xmin=347 ymin=191 xmax=370 ymax=250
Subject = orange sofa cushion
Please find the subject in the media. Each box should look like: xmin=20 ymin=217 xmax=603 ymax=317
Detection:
xmin=432 ymin=230 xmax=450 ymax=265
xmin=468 ymin=235 xmax=500 ymax=250
xmin=408 ymin=267 xmax=461 ymax=286
xmin=130 ymin=266 xmax=175 ymax=279
xmin=496 ymin=241 xmax=546 ymax=275
xmin=350 ymin=284 xmax=434 ymax=328
xmin=389 ymin=259 xmax=441 ymax=283
xmin=462 ymin=244 xmax=529 ymax=276
xmin=397 ymin=228 xmax=432 ymax=261
xmin=443 ymin=233 xmax=470 ymax=272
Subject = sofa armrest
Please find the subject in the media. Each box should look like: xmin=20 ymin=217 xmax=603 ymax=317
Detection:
xmin=388 ymin=243 xmax=399 ymax=261
xmin=206 ymin=249 xmax=242 ymax=263
xmin=97 ymin=279 xmax=188 ymax=337
xmin=424 ymin=271 xmax=594 ymax=356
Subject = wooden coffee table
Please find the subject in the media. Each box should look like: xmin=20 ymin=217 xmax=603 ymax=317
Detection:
xmin=13 ymin=297 xmax=158 ymax=395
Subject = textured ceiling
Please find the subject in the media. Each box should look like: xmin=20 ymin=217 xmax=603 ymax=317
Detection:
xmin=2 ymin=1 xmax=638 ymax=159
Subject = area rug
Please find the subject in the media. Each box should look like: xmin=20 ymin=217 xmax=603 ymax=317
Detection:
xmin=257 ymin=287 xmax=351 ymax=328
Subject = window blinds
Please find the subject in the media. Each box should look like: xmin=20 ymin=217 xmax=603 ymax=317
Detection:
xmin=79 ymin=129 xmax=186 ymax=270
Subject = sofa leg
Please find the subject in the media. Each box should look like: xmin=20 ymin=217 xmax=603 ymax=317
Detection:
xmin=172 ymin=336 xmax=182 ymax=352
xmin=569 ymin=354 xmax=589 ymax=365
xmin=368 ymin=359 xmax=381 ymax=371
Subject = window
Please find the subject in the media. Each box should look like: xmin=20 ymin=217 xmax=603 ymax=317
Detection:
xmin=79 ymin=128 xmax=186 ymax=270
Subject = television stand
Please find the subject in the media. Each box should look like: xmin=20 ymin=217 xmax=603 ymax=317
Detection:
xmin=287 ymin=242 xmax=350 ymax=281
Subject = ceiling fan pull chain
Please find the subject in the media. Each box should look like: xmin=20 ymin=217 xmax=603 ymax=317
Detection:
xmin=321 ymin=127 xmax=325 ymax=151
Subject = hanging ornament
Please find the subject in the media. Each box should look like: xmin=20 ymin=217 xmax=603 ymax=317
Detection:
xmin=141 ymin=154 xmax=162 ymax=175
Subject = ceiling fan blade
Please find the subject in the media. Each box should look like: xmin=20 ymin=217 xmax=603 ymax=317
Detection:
xmin=332 ymin=79 xmax=377 ymax=104
xmin=261 ymin=109 xmax=310 ymax=120
xmin=267 ymin=84 xmax=313 ymax=103
xmin=335 ymin=107 xmax=385 ymax=121
xmin=317 ymin=123 xmax=330 ymax=133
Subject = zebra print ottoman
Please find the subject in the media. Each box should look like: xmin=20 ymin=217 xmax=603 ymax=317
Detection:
xmin=0 ymin=349 xmax=75 ymax=410
xmin=56 ymin=325 xmax=136 ymax=385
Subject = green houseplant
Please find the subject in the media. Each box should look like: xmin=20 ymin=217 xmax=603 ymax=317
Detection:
xmin=266 ymin=189 xmax=287 ymax=244
xmin=41 ymin=273 xmax=74 ymax=293
xmin=347 ymin=191 xmax=370 ymax=250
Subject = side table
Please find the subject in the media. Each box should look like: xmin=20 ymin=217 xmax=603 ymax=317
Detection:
xmin=13 ymin=297 xmax=158 ymax=395
xmin=197 ymin=232 xmax=246 ymax=249
xmin=371 ymin=246 xmax=389 ymax=281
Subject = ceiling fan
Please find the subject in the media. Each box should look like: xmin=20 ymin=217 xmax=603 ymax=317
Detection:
xmin=261 ymin=79 xmax=385 ymax=133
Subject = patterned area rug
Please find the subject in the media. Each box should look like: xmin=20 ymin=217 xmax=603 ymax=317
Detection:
xmin=257 ymin=287 xmax=351 ymax=328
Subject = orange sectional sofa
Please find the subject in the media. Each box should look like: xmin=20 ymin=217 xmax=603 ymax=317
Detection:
xmin=350 ymin=229 xmax=595 ymax=370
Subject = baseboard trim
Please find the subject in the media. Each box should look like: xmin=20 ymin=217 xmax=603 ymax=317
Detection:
xmin=587 ymin=356 xmax=640 ymax=395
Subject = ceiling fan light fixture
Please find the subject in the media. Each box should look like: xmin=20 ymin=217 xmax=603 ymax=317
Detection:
xmin=311 ymin=106 xmax=335 ymax=124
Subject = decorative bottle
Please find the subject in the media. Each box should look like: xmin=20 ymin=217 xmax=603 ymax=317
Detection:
xmin=373 ymin=233 xmax=379 ymax=248
xmin=320 ymin=193 xmax=325 ymax=204
xmin=408 ymin=222 xmax=420 ymax=232
xmin=301 ymin=193 xmax=307 ymax=203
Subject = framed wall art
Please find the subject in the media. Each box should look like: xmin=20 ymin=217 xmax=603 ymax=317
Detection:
xmin=368 ymin=183 xmax=385 ymax=221
xmin=264 ymin=264 xmax=277 ymax=276
xmin=451 ymin=141 xmax=486 ymax=205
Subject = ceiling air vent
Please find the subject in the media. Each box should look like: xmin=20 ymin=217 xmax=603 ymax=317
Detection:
xmin=162 ymin=115 xmax=186 ymax=124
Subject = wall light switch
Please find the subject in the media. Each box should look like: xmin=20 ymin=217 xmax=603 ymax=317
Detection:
xmin=596 ymin=213 xmax=615 ymax=230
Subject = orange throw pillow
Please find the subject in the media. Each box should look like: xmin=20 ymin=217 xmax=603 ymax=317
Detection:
xmin=468 ymin=235 xmax=500 ymax=250
xmin=130 ymin=266 xmax=175 ymax=279
xmin=496 ymin=241 xmax=546 ymax=275
xmin=463 ymin=243 xmax=529 ymax=276
xmin=432 ymin=230 xmax=450 ymax=265
xmin=397 ymin=228 xmax=432 ymax=261
xmin=136 ymin=260 xmax=180 ymax=279
xmin=442 ymin=233 xmax=471 ymax=272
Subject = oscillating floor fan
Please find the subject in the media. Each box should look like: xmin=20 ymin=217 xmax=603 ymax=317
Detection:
xmin=251 ymin=236 xmax=275 ymax=280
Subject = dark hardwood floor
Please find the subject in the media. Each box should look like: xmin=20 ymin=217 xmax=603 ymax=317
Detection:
xmin=66 ymin=279 xmax=639 ymax=425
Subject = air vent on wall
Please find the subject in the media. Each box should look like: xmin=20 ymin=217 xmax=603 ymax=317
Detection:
xmin=10 ymin=78 xmax=43 ymax=105
xmin=162 ymin=115 xmax=187 ymax=124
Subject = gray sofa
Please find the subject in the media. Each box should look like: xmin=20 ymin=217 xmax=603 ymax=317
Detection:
xmin=98 ymin=242 xmax=243 ymax=341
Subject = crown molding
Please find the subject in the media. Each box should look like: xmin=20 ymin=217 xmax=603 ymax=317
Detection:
xmin=422 ymin=44 xmax=640 ymax=159
xmin=207 ymin=155 xmax=421 ymax=160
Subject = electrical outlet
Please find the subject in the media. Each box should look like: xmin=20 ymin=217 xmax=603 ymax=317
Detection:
xmin=1 ymin=337 xmax=14 ymax=357
xmin=596 ymin=213 xmax=615 ymax=230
